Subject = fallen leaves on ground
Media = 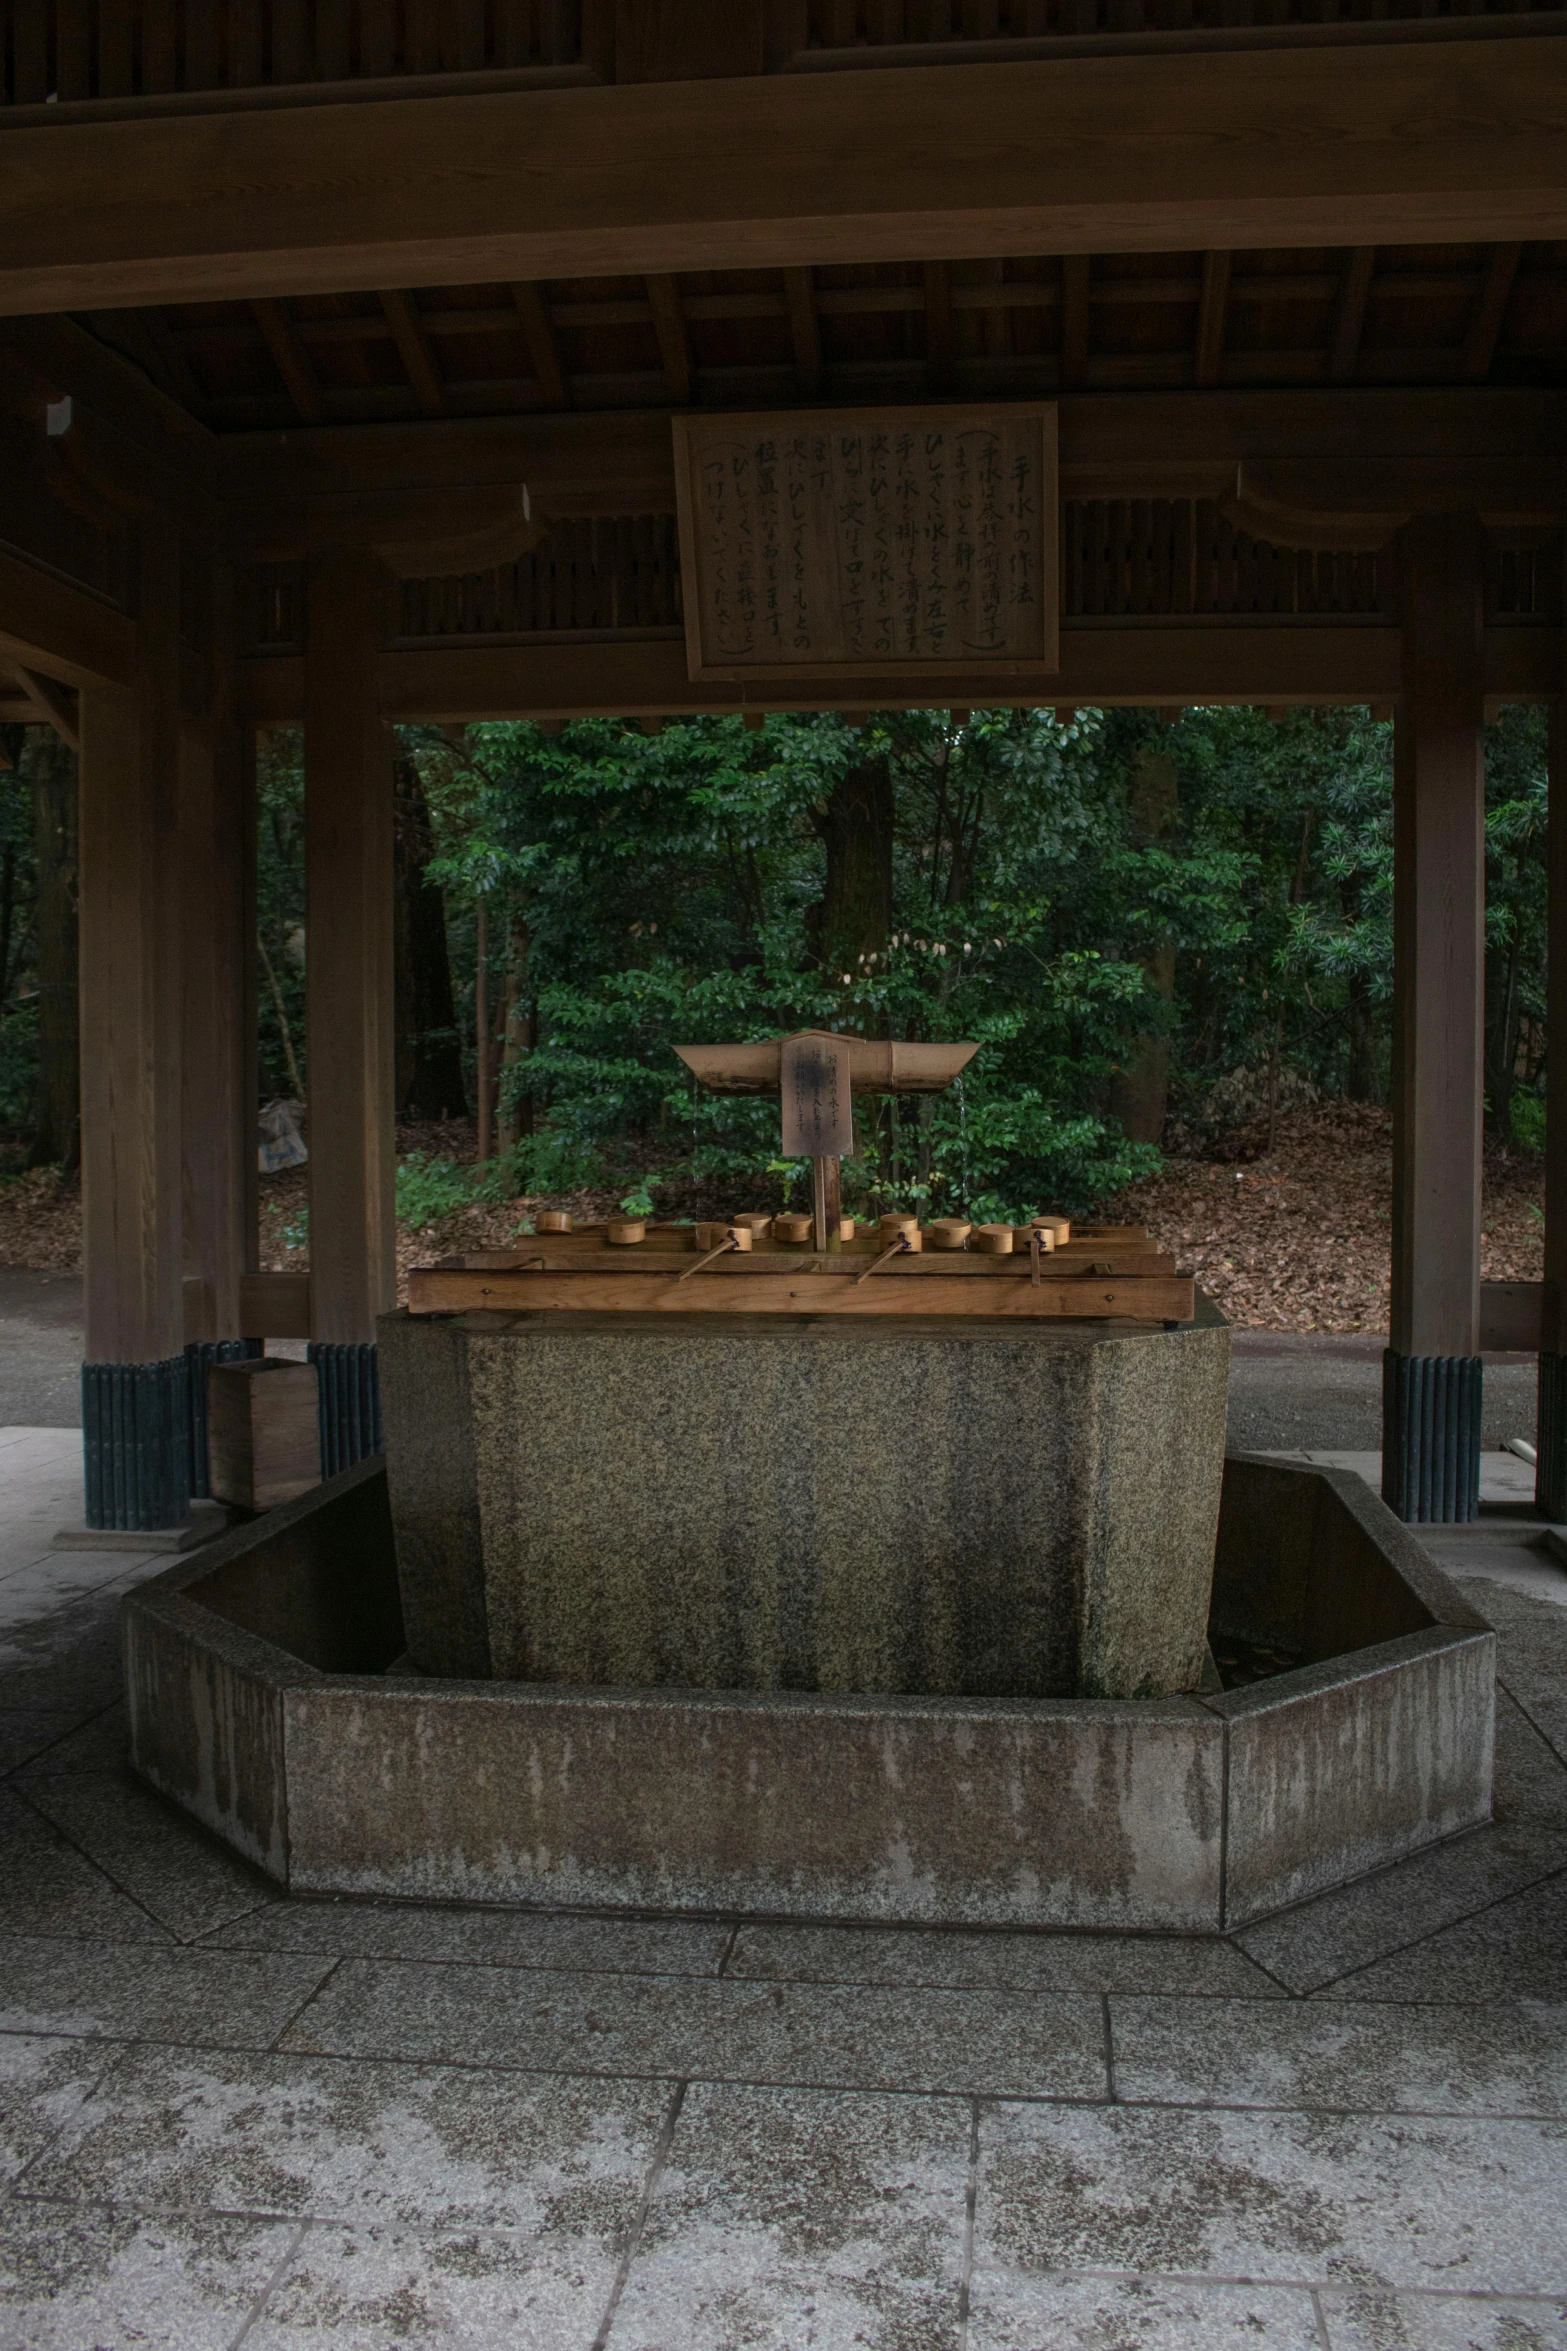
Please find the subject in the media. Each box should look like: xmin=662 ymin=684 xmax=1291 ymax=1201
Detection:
xmin=1112 ymin=1101 xmax=1543 ymax=1333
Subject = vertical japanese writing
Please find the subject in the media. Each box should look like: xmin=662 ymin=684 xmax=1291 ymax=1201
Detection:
xmin=689 ymin=410 xmax=1051 ymax=670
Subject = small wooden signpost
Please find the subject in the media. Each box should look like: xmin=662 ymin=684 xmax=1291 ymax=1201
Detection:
xmin=678 ymin=1029 xmax=976 ymax=1251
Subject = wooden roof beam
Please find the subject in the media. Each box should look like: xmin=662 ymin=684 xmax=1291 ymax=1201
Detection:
xmin=1060 ymin=256 xmax=1090 ymax=390
xmin=1329 ymin=246 xmax=1375 ymax=383
xmin=2 ymin=657 xmax=81 ymax=750
xmin=510 ymin=281 xmax=570 ymax=407
xmin=251 ymin=300 xmax=325 ymax=423
xmin=923 ymin=260 xmax=954 ymax=393
xmin=3 ymin=39 xmax=1563 ymax=313
xmin=646 ymin=275 xmax=694 ymax=406
xmin=1462 ymin=241 xmax=1523 ymax=381
xmin=379 ymin=289 xmax=446 ymax=414
xmin=1194 ymin=250 xmax=1231 ymax=387
xmin=783 ymin=267 xmax=822 ymax=398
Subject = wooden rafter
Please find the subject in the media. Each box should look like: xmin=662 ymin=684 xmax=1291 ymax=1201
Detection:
xmin=1329 ymin=246 xmax=1376 ymax=383
xmin=645 ymin=275 xmax=694 ymax=407
xmin=379 ymin=289 xmax=446 ymax=415
xmin=509 ymin=281 xmax=570 ymax=407
xmin=3 ymin=657 xmax=81 ymax=752
xmin=1060 ymin=256 xmax=1090 ymax=390
xmin=251 ymin=299 xmax=325 ymax=423
xmin=1462 ymin=242 xmax=1523 ymax=381
xmin=923 ymin=261 xmax=953 ymax=392
xmin=783 ymin=267 xmax=822 ymax=397
xmin=1195 ymin=250 xmax=1231 ymax=387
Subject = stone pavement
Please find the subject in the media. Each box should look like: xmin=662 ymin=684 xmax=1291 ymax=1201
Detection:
xmin=6 ymin=1428 xmax=1567 ymax=2346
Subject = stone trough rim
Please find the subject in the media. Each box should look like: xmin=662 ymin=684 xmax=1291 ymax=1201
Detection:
xmin=121 ymin=1452 xmax=1496 ymax=1936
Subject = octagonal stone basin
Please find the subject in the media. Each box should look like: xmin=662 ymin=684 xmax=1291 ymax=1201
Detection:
xmin=121 ymin=1454 xmax=1494 ymax=1933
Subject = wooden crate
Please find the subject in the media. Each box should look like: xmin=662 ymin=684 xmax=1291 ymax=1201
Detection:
xmin=207 ymin=1359 xmax=321 ymax=1512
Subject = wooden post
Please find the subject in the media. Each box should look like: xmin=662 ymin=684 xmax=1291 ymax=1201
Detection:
xmin=179 ymin=566 xmax=264 ymax=1492
xmin=1384 ymin=510 xmax=1486 ymax=1523
xmin=77 ymin=519 xmax=190 ymax=1528
xmin=1539 ymin=648 xmax=1567 ymax=1519
xmin=305 ymin=548 xmax=395 ymax=1471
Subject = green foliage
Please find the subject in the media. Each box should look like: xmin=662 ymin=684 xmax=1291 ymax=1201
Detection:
xmin=394 ymin=1151 xmax=481 ymax=1227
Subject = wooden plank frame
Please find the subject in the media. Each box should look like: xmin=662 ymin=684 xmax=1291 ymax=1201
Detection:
xmin=672 ymin=402 xmax=1059 ymax=682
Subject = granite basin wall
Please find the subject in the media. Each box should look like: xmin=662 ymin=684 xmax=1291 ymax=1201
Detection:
xmin=122 ymin=1454 xmax=1494 ymax=1932
xmin=379 ymin=1303 xmax=1232 ymax=1703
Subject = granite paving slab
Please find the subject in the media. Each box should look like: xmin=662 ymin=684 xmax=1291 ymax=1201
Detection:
xmin=21 ymin=1770 xmax=276 ymax=1943
xmin=279 ymin=1961 xmax=1109 ymax=2098
xmin=726 ymin=1923 xmax=1284 ymax=1998
xmin=1320 ymin=2287 xmax=1567 ymax=2347
xmin=1110 ymin=1992 xmax=1567 ymax=2116
xmin=201 ymin=1900 xmax=732 ymax=1977
xmin=1458 ymin=1574 xmax=1567 ymax=1767
xmin=26 ymin=2042 xmax=671 ymax=2236
xmin=0 ymin=2033 xmax=124 ymax=2186
xmin=973 ymin=2101 xmax=1567 ymax=2293
xmin=608 ymin=2080 xmax=970 ymax=2351
xmin=1328 ymin=1868 xmax=1567 ymax=2006
xmin=0 ymin=1933 xmax=332 ymax=2047
xmin=0 ymin=1783 xmax=170 ymax=1946
xmin=237 ymin=2218 xmax=619 ymax=2350
xmin=0 ymin=2200 xmax=294 ymax=2351
xmin=11 ymin=1700 xmax=131 ymax=1779
xmin=965 ymin=2270 xmax=1325 ymax=2350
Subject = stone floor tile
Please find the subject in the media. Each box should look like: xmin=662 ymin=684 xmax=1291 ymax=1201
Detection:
xmin=608 ymin=2080 xmax=968 ymax=2351
xmin=0 ymin=2200 xmax=292 ymax=2351
xmin=202 ymin=1899 xmax=730 ymax=1977
xmin=0 ymin=1932 xmax=332 ymax=2047
xmin=239 ymin=2219 xmax=612 ymax=2349
xmin=974 ymin=2101 xmax=1567 ymax=2293
xmin=10 ymin=1701 xmax=130 ymax=1779
xmin=966 ymin=2270 xmax=1325 ymax=2349
xmin=1457 ymin=1577 xmax=1567 ymax=1769
xmin=22 ymin=1771 xmax=278 ymax=1942
xmin=1233 ymin=1826 xmax=1567 ymax=1997
xmin=0 ymin=1784 xmax=168 ymax=1945
xmin=718 ymin=1979 xmax=1107 ymax=2098
xmin=0 ymin=2033 xmax=124 ymax=2184
xmin=727 ymin=1923 xmax=1284 ymax=1998
xmin=280 ymin=1961 xmax=1108 ymax=2098
xmin=1321 ymin=2287 xmax=1567 ymax=2347
xmin=1330 ymin=1871 xmax=1567 ymax=2005
xmin=1111 ymin=1993 xmax=1567 ymax=2116
xmin=27 ymin=2042 xmax=671 ymax=2236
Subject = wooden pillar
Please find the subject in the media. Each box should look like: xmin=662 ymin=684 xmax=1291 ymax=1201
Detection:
xmin=179 ymin=569 xmax=264 ymax=1492
xmin=304 ymin=549 xmax=395 ymax=1471
xmin=1538 ymin=657 xmax=1567 ymax=1518
xmin=77 ymin=520 xmax=190 ymax=1528
xmin=1384 ymin=510 xmax=1486 ymax=1522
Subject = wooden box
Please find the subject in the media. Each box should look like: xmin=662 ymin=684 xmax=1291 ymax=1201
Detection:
xmin=207 ymin=1358 xmax=321 ymax=1512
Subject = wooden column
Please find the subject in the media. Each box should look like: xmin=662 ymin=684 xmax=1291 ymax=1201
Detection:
xmin=1538 ymin=636 xmax=1567 ymax=1518
xmin=77 ymin=520 xmax=190 ymax=1527
xmin=179 ymin=572 xmax=264 ymax=1493
xmin=1384 ymin=510 xmax=1486 ymax=1522
xmin=304 ymin=549 xmax=395 ymax=1470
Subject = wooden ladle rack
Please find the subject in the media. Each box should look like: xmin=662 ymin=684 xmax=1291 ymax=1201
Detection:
xmin=408 ymin=1217 xmax=1195 ymax=1322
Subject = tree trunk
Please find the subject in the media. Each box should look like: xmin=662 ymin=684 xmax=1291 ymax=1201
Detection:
xmin=27 ymin=729 xmax=79 ymax=1172
xmin=1345 ymin=970 xmax=1379 ymax=1101
xmin=392 ymin=755 xmax=467 ymax=1119
xmin=1107 ymin=744 xmax=1179 ymax=1148
xmin=496 ymin=909 xmax=535 ymax=1153
xmin=814 ymin=753 xmax=894 ymax=999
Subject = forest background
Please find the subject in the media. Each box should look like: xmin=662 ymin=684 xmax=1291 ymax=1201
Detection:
xmin=0 ymin=703 xmax=1550 ymax=1327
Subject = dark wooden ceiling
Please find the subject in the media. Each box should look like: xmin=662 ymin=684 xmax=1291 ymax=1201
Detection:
xmin=74 ymin=241 xmax=1567 ymax=436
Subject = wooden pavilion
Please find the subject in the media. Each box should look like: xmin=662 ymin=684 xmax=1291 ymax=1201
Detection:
xmin=1 ymin=0 xmax=1564 ymax=1528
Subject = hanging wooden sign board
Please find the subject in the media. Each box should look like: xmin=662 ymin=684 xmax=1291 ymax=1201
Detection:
xmin=672 ymin=404 xmax=1058 ymax=682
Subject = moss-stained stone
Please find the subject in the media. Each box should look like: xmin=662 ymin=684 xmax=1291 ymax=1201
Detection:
xmin=379 ymin=1305 xmax=1230 ymax=1700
